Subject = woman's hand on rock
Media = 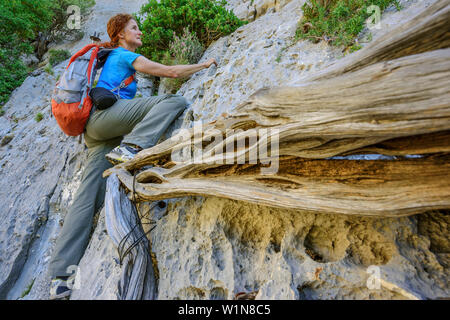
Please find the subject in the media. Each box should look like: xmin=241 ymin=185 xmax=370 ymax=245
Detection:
xmin=203 ymin=58 xmax=218 ymax=68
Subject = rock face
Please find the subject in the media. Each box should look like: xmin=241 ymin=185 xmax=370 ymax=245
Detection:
xmin=225 ymin=0 xmax=294 ymax=22
xmin=180 ymin=0 xmax=343 ymax=123
xmin=0 ymin=60 xmax=86 ymax=300
xmin=69 ymin=210 xmax=122 ymax=300
xmin=146 ymin=197 xmax=449 ymax=300
xmin=48 ymin=0 xmax=149 ymax=55
xmin=0 ymin=0 xmax=149 ymax=300
xmin=0 ymin=0 xmax=448 ymax=300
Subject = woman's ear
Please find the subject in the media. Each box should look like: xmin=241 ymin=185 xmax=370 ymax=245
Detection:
xmin=118 ymin=30 xmax=125 ymax=40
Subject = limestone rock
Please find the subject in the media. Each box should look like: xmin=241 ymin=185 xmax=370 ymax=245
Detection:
xmin=48 ymin=0 xmax=148 ymax=55
xmin=0 ymin=60 xmax=87 ymax=299
xmin=70 ymin=209 xmax=122 ymax=300
xmin=135 ymin=73 xmax=156 ymax=98
xmin=0 ymin=0 xmax=447 ymax=300
xmin=20 ymin=53 xmax=39 ymax=67
xmin=0 ymin=0 xmax=149 ymax=300
xmin=178 ymin=0 xmax=343 ymax=123
xmin=225 ymin=0 xmax=294 ymax=22
xmin=148 ymin=197 xmax=448 ymax=300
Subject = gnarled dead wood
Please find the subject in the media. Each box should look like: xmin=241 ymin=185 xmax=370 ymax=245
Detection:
xmin=231 ymin=48 xmax=450 ymax=130
xmin=106 ymin=48 xmax=450 ymax=173
xmin=103 ymin=3 xmax=450 ymax=217
xmin=104 ymin=174 xmax=157 ymax=300
xmin=344 ymin=131 xmax=450 ymax=156
xmin=106 ymin=154 xmax=450 ymax=217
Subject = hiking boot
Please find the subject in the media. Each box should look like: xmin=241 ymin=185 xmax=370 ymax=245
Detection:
xmin=49 ymin=277 xmax=71 ymax=300
xmin=105 ymin=143 xmax=142 ymax=165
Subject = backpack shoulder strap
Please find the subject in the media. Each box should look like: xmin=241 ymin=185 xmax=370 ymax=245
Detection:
xmin=96 ymin=48 xmax=114 ymax=69
xmin=123 ymin=73 xmax=135 ymax=86
xmin=111 ymin=73 xmax=136 ymax=93
xmin=66 ymin=44 xmax=99 ymax=69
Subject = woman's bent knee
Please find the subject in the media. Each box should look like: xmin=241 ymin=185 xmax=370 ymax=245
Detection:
xmin=167 ymin=94 xmax=188 ymax=109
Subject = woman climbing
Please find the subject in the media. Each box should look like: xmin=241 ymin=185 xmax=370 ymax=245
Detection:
xmin=48 ymin=13 xmax=217 ymax=300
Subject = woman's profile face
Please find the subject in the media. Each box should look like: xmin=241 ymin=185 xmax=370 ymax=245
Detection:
xmin=120 ymin=19 xmax=143 ymax=48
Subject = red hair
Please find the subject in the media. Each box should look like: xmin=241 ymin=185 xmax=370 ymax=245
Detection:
xmin=99 ymin=13 xmax=135 ymax=48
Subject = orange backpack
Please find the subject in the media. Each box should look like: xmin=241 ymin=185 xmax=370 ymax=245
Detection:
xmin=51 ymin=44 xmax=134 ymax=136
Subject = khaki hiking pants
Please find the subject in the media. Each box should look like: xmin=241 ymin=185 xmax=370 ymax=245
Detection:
xmin=48 ymin=94 xmax=188 ymax=278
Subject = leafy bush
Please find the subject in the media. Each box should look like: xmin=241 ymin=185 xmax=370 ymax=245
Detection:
xmin=44 ymin=64 xmax=54 ymax=75
xmin=0 ymin=0 xmax=52 ymax=104
xmin=0 ymin=1 xmax=55 ymax=47
xmin=169 ymin=27 xmax=205 ymax=65
xmin=349 ymin=42 xmax=362 ymax=52
xmin=49 ymin=49 xmax=71 ymax=66
xmin=135 ymin=0 xmax=247 ymax=62
xmin=0 ymin=0 xmax=95 ymax=105
xmin=35 ymin=112 xmax=43 ymax=122
xmin=295 ymin=0 xmax=401 ymax=48
xmin=0 ymin=49 xmax=29 ymax=105
xmin=160 ymin=27 xmax=205 ymax=93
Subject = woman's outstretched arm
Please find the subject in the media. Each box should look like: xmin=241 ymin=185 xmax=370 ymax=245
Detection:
xmin=133 ymin=56 xmax=217 ymax=78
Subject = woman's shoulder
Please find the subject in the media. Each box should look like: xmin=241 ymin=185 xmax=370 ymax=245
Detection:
xmin=116 ymin=48 xmax=141 ymax=67
xmin=110 ymin=47 xmax=125 ymax=55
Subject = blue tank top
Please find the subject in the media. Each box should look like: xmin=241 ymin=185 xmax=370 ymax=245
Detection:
xmin=96 ymin=47 xmax=141 ymax=99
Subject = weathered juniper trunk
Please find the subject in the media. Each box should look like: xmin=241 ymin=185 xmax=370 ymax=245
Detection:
xmin=106 ymin=153 xmax=450 ymax=217
xmin=104 ymin=0 xmax=450 ymax=217
xmin=104 ymin=174 xmax=157 ymax=300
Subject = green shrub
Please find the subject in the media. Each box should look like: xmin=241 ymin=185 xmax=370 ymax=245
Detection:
xmin=0 ymin=1 xmax=55 ymax=46
xmin=135 ymin=0 xmax=247 ymax=62
xmin=44 ymin=64 xmax=54 ymax=75
xmin=0 ymin=50 xmax=29 ymax=105
xmin=49 ymin=49 xmax=71 ymax=66
xmin=160 ymin=27 xmax=205 ymax=93
xmin=0 ymin=0 xmax=95 ymax=106
xmin=0 ymin=0 xmax=53 ymax=105
xmin=349 ymin=42 xmax=362 ymax=52
xmin=295 ymin=0 xmax=401 ymax=48
xmin=35 ymin=112 xmax=43 ymax=122
xmin=169 ymin=27 xmax=205 ymax=64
